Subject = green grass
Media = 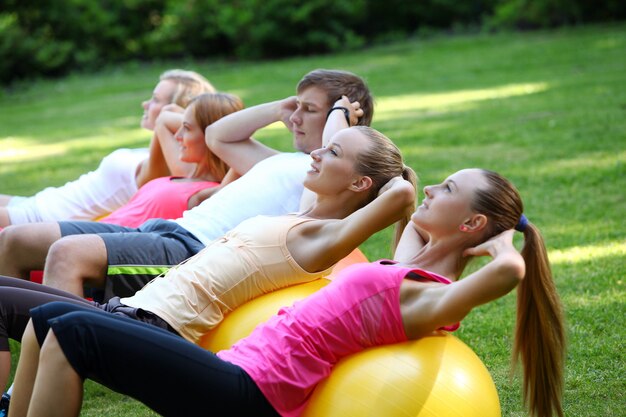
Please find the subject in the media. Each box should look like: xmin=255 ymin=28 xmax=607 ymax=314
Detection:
xmin=1 ymin=23 xmax=625 ymax=416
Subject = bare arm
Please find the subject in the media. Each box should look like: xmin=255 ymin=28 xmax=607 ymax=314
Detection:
xmin=393 ymin=222 xmax=427 ymax=264
xmin=292 ymin=177 xmax=416 ymax=272
xmin=135 ymin=106 xmax=194 ymax=187
xmin=205 ymin=98 xmax=297 ymax=175
xmin=401 ymin=230 xmax=525 ymax=338
xmin=154 ymin=105 xmax=196 ymax=177
xmin=322 ymin=95 xmax=363 ymax=144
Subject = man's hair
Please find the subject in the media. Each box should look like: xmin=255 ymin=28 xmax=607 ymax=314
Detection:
xmin=297 ymin=69 xmax=374 ymax=126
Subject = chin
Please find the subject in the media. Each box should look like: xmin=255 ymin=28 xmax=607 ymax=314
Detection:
xmin=294 ymin=143 xmax=307 ymax=153
xmin=302 ymin=179 xmax=317 ymax=193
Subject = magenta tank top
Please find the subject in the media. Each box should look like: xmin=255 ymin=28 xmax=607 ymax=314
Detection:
xmin=217 ymin=260 xmax=459 ymax=417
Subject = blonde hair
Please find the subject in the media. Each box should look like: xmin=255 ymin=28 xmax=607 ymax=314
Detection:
xmin=188 ymin=93 xmax=244 ymax=180
xmin=351 ymin=126 xmax=417 ymax=252
xmin=160 ymin=69 xmax=216 ymax=108
xmin=472 ymin=169 xmax=565 ymax=417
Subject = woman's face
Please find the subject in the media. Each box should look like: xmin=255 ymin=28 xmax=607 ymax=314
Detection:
xmin=175 ymin=105 xmax=208 ymax=163
xmin=141 ymin=80 xmax=177 ymax=131
xmin=412 ymin=169 xmax=487 ymax=235
xmin=303 ymin=127 xmax=370 ymax=195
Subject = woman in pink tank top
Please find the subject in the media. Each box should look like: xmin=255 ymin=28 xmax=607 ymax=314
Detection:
xmin=13 ymin=174 xmax=564 ymax=416
xmin=99 ymin=92 xmax=244 ymax=227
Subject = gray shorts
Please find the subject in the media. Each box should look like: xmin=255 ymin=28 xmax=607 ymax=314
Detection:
xmin=59 ymin=218 xmax=204 ymax=301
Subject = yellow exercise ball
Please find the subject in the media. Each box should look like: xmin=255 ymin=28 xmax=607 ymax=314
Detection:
xmin=198 ymin=248 xmax=367 ymax=352
xmin=198 ymin=247 xmax=500 ymax=417
xmin=301 ymin=334 xmax=501 ymax=417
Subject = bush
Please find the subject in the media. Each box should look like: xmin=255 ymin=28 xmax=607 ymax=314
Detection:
xmin=0 ymin=0 xmax=165 ymax=83
xmin=146 ymin=0 xmax=366 ymax=59
xmin=1 ymin=0 xmax=624 ymax=84
xmin=487 ymin=0 xmax=626 ymax=29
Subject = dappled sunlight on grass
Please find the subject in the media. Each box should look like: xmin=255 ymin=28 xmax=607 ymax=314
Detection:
xmin=566 ymin=289 xmax=624 ymax=308
xmin=0 ymin=129 xmax=149 ymax=163
xmin=375 ymin=82 xmax=549 ymax=121
xmin=550 ymin=240 xmax=625 ymax=265
xmin=0 ymin=138 xmax=67 ymax=161
xmin=533 ymin=151 xmax=625 ymax=174
xmin=594 ymin=36 xmax=624 ymax=50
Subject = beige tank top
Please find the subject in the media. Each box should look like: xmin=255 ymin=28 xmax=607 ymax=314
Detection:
xmin=122 ymin=214 xmax=333 ymax=343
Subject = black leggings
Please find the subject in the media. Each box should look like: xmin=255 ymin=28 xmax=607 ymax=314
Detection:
xmin=30 ymin=302 xmax=279 ymax=417
xmin=0 ymin=275 xmax=91 ymax=350
xmin=0 ymin=276 xmax=174 ymax=351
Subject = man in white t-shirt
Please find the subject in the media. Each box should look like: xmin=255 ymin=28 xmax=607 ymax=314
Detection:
xmin=0 ymin=69 xmax=374 ymax=302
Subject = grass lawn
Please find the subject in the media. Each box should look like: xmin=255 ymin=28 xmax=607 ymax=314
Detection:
xmin=1 ymin=23 xmax=624 ymax=416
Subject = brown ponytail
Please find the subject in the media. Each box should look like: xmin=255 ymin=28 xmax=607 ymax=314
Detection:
xmin=514 ymin=223 xmax=565 ymax=417
xmin=473 ymin=170 xmax=565 ymax=417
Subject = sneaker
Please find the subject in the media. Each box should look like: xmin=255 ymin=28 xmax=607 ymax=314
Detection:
xmin=0 ymin=392 xmax=9 ymax=417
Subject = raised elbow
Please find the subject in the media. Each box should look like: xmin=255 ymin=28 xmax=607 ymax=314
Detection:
xmin=504 ymin=255 xmax=526 ymax=285
xmin=397 ymin=182 xmax=417 ymax=212
xmin=205 ymin=125 xmax=218 ymax=149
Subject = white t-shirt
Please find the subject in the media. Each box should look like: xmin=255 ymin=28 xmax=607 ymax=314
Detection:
xmin=7 ymin=148 xmax=148 ymax=224
xmin=175 ymin=152 xmax=311 ymax=245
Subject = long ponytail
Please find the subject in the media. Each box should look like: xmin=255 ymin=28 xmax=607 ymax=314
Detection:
xmin=514 ymin=223 xmax=565 ymax=417
xmin=473 ymin=170 xmax=565 ymax=417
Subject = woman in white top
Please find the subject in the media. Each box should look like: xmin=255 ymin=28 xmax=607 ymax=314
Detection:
xmin=0 ymin=69 xmax=215 ymax=227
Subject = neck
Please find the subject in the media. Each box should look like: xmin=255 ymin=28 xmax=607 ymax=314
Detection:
xmin=402 ymin=236 xmax=471 ymax=280
xmin=301 ymin=192 xmax=364 ymax=220
xmin=192 ymin=163 xmax=219 ymax=182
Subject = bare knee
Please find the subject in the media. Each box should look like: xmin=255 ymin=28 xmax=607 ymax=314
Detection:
xmin=44 ymin=235 xmax=108 ymax=293
xmin=0 ymin=223 xmax=61 ymax=278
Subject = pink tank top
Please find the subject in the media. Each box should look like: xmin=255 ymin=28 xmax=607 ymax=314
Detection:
xmin=100 ymin=176 xmax=217 ymax=228
xmin=217 ymin=260 xmax=459 ymax=417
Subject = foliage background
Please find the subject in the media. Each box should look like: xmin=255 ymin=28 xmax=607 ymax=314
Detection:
xmin=1 ymin=25 xmax=625 ymax=416
xmin=1 ymin=0 xmax=625 ymax=84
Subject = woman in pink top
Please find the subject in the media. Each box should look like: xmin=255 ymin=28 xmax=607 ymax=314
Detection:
xmin=11 ymin=169 xmax=564 ymax=417
xmin=98 ymin=92 xmax=244 ymax=227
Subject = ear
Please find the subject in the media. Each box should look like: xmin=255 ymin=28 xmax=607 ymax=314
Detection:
xmin=461 ymin=214 xmax=488 ymax=233
xmin=348 ymin=175 xmax=373 ymax=193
